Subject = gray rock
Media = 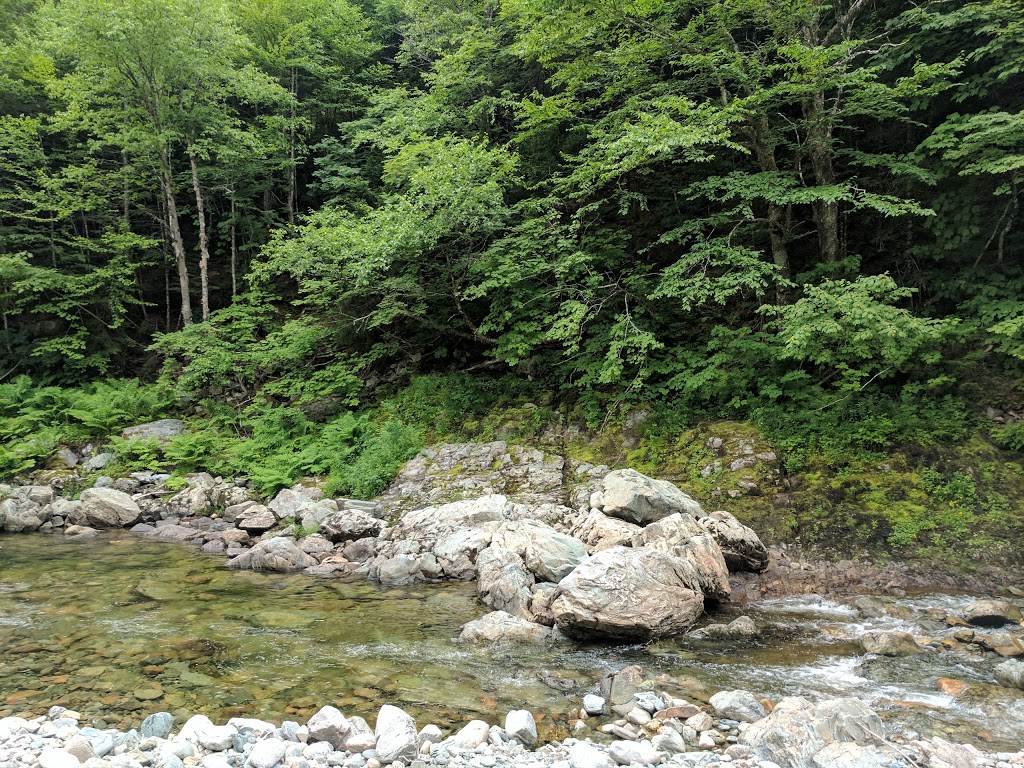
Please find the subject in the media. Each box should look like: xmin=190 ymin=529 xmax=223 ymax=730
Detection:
xmin=84 ymin=451 xmax=116 ymax=472
xmin=551 ymin=547 xmax=705 ymax=640
xmin=343 ymin=717 xmax=376 ymax=752
xmin=607 ymin=741 xmax=663 ymax=766
xmin=633 ymin=692 xmax=665 ymax=714
xmin=247 ymin=740 xmax=287 ymax=768
xmin=198 ymin=725 xmax=237 ymax=752
xmin=1 ymin=503 xmax=42 ymax=533
xmin=121 ymin=420 xmax=187 ymax=441
xmin=503 ymin=711 xmax=537 ymax=747
xmin=811 ymin=742 xmax=896 ymax=768
xmin=269 ymin=488 xmax=316 ymax=518
xmin=458 ymin=610 xmax=556 ymax=644
xmin=376 ymin=554 xmax=423 ymax=586
xmin=697 ymin=511 xmax=769 ymax=573
xmin=228 ymin=719 xmax=278 ymax=738
xmin=374 ymin=705 xmax=417 ymax=763
xmin=709 ymin=690 xmax=766 ymax=723
xmin=491 ymin=520 xmax=588 ymax=582
xmin=448 ymin=720 xmax=489 ymax=749
xmin=583 ymin=695 xmax=606 ymax=715
xmin=570 ymin=511 xmax=643 ymax=553
xmin=689 ymin=616 xmax=759 ymax=640
xmin=65 ymin=736 xmax=97 ymax=763
xmin=963 ymin=599 xmax=1023 ymax=628
xmin=476 ymin=546 xmax=535 ymax=619
xmin=56 ymin=448 xmax=80 ymax=468
xmin=142 ymin=716 xmax=174 ymax=745
xmin=860 ymin=631 xmax=922 ymax=657
xmin=39 ymin=750 xmax=80 ymax=768
xmin=80 ymin=487 xmax=141 ymax=527
xmin=740 ymin=697 xmax=886 ymax=768
xmin=601 ymin=469 xmax=703 ymax=524
xmin=651 ymin=729 xmax=686 ymax=755
xmin=308 ymin=707 xmax=350 ymax=748
xmin=568 ymin=743 xmax=616 ymax=768
xmin=321 ymin=510 xmax=384 ymax=543
xmin=227 ymin=537 xmax=317 ymax=572
xmin=910 ymin=736 xmax=982 ymax=768
xmin=994 ymin=659 xmax=1024 ymax=690
xmin=237 ymin=506 xmax=277 ymax=534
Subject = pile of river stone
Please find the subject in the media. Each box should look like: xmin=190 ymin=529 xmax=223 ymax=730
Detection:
xmin=1 ymin=686 xmax=1022 ymax=768
xmin=1 ymin=456 xmax=771 ymax=642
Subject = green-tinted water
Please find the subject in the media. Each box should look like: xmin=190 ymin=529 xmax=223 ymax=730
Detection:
xmin=1 ymin=533 xmax=1022 ymax=750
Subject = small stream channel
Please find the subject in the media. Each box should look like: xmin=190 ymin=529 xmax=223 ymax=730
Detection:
xmin=1 ymin=533 xmax=1022 ymax=750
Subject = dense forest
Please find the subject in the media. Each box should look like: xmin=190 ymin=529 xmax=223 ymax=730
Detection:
xmin=1 ymin=0 xmax=1022 ymax=558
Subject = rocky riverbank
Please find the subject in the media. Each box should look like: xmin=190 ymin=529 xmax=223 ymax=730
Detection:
xmin=2 ymin=685 xmax=1022 ymax=768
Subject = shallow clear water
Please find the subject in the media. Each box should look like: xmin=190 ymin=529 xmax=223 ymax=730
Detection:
xmin=0 ymin=533 xmax=1021 ymax=750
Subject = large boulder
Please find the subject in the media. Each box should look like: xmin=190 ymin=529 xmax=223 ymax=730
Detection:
xmin=550 ymin=547 xmax=705 ymax=640
xmin=491 ymin=520 xmax=587 ymax=582
xmin=570 ymin=510 xmax=643 ymax=553
xmin=636 ymin=515 xmax=730 ymax=601
xmin=458 ymin=611 xmax=557 ymax=644
xmin=963 ymin=599 xmax=1023 ymax=628
xmin=320 ymin=510 xmax=384 ymax=543
xmin=476 ymin=546 xmax=535 ymax=619
xmin=80 ymin=487 xmax=141 ymax=527
xmin=227 ymin=537 xmax=317 ymax=572
xmin=709 ymin=690 xmax=766 ymax=723
xmin=121 ymin=419 xmax=187 ymax=441
xmin=740 ymin=697 xmax=887 ymax=768
xmin=433 ymin=527 xmax=495 ymax=580
xmin=1 ymin=501 xmax=42 ymax=533
xmin=697 ymin=511 xmax=769 ymax=572
xmin=600 ymin=469 xmax=703 ymax=524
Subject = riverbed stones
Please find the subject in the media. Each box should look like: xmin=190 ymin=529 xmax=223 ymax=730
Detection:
xmin=607 ymin=740 xmax=663 ymax=766
xmin=227 ymin=537 xmax=317 ymax=572
xmin=600 ymin=469 xmax=703 ymax=524
xmin=740 ymin=697 xmax=886 ymax=768
xmin=374 ymin=705 xmax=415 ymax=763
xmin=582 ymin=695 xmax=606 ymax=716
xmin=80 ymin=487 xmax=142 ymax=527
xmin=1 ymin=503 xmax=42 ymax=532
xmin=568 ymin=742 xmax=616 ymax=768
xmin=963 ymin=598 xmax=1023 ymax=627
xmin=860 ymin=630 xmax=922 ymax=656
xmin=307 ymin=707 xmax=350 ymax=748
xmin=551 ymin=547 xmax=704 ymax=640
xmin=697 ymin=511 xmax=769 ymax=572
xmin=994 ymin=659 xmax=1024 ymax=689
xmin=38 ymin=749 xmax=79 ymax=768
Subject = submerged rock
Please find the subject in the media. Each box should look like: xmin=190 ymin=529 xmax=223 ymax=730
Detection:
xmin=860 ymin=630 xmax=922 ymax=657
xmin=551 ymin=547 xmax=704 ymax=640
xmin=458 ymin=611 xmax=557 ymax=644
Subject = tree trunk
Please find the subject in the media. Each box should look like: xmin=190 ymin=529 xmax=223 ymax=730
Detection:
xmin=230 ymin=191 xmax=238 ymax=298
xmin=288 ymin=67 xmax=297 ymax=226
xmin=189 ymin=152 xmax=211 ymax=322
xmin=804 ymin=89 xmax=841 ymax=263
xmin=158 ymin=148 xmax=193 ymax=326
xmin=750 ymin=116 xmax=792 ymax=302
